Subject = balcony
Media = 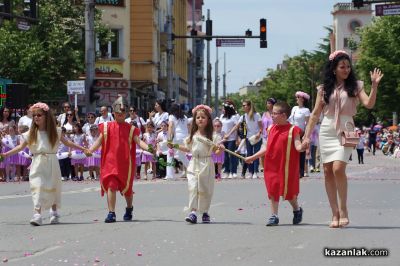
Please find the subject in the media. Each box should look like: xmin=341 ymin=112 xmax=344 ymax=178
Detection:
xmin=333 ymin=3 xmax=372 ymax=12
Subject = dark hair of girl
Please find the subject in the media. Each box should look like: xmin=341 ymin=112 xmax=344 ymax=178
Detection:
xmin=323 ymin=53 xmax=358 ymax=104
xmin=222 ymin=104 xmax=236 ymax=119
xmin=170 ymin=103 xmax=184 ymax=120
xmin=188 ymin=109 xmax=213 ymax=143
xmin=63 ymin=111 xmax=77 ymax=126
xmin=0 ymin=107 xmax=11 ymax=122
xmin=73 ymin=122 xmax=83 ymax=134
xmin=155 ymin=99 xmax=167 ymax=113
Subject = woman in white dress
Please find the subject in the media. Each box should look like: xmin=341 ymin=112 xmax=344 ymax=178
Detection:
xmin=166 ymin=103 xmax=190 ymax=180
xmin=148 ymin=99 xmax=169 ymax=131
xmin=289 ymin=91 xmax=310 ymax=178
xmin=0 ymin=102 xmax=89 ymax=226
xmin=303 ymin=50 xmax=383 ymax=228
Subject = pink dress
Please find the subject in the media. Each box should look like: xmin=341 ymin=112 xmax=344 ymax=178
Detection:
xmin=3 ymin=135 xmax=19 ymax=165
xmin=86 ymin=135 xmax=100 ymax=167
xmin=141 ymin=132 xmax=156 ymax=163
xmin=71 ymin=134 xmax=86 ymax=165
xmin=211 ymin=132 xmax=225 ymax=163
xmin=17 ymin=135 xmax=31 ymax=166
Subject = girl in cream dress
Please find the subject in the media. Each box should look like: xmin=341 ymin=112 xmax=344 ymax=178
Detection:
xmin=1 ymin=103 xmax=88 ymax=226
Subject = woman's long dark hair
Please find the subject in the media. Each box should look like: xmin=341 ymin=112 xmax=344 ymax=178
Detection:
xmin=169 ymin=103 xmax=184 ymax=120
xmin=323 ymin=53 xmax=358 ymax=104
xmin=155 ymin=99 xmax=167 ymax=113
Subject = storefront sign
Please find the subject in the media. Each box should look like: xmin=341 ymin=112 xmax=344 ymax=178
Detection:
xmin=94 ymin=79 xmax=131 ymax=89
xmin=95 ymin=60 xmax=124 ymax=78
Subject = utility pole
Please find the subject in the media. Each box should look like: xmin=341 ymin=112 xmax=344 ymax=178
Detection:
xmin=206 ymin=9 xmax=212 ymax=106
xmin=166 ymin=0 xmax=173 ymax=100
xmin=223 ymin=52 xmax=226 ymax=100
xmin=214 ymin=46 xmax=219 ymax=117
xmin=191 ymin=0 xmax=196 ymax=107
xmin=85 ymin=0 xmax=95 ymax=112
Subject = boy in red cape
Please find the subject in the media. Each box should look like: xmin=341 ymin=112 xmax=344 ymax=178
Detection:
xmin=246 ymin=102 xmax=305 ymax=226
xmin=88 ymin=96 xmax=152 ymax=223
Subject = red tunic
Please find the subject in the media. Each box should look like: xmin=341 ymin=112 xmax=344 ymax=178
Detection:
xmin=264 ymin=123 xmax=301 ymax=201
xmin=98 ymin=121 xmax=140 ymax=197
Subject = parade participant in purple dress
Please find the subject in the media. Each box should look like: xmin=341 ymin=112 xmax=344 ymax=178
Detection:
xmin=141 ymin=122 xmax=157 ymax=180
xmin=16 ymin=125 xmax=32 ymax=181
xmin=70 ymin=123 xmax=88 ymax=181
xmin=211 ymin=119 xmax=225 ymax=179
xmin=86 ymin=125 xmax=100 ymax=180
xmin=4 ymin=123 xmax=19 ymax=181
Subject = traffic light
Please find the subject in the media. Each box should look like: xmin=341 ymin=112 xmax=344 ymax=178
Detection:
xmin=245 ymin=29 xmax=252 ymax=37
xmin=206 ymin=19 xmax=212 ymax=41
xmin=260 ymin=18 xmax=267 ymax=48
xmin=352 ymin=0 xmax=364 ymax=8
xmin=0 ymin=0 xmax=11 ymax=15
xmin=22 ymin=0 xmax=37 ymax=19
xmin=90 ymin=85 xmax=100 ymax=103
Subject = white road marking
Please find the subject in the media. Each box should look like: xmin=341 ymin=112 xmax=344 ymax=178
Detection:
xmin=0 ymin=187 xmax=100 ymax=200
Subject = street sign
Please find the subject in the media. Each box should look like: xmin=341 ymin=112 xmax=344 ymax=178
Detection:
xmin=375 ymin=4 xmax=400 ymax=16
xmin=216 ymin=39 xmax=245 ymax=47
xmin=67 ymin=80 xmax=85 ymax=95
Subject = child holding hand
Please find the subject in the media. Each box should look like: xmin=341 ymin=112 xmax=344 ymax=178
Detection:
xmin=245 ymin=102 xmax=305 ymax=226
xmin=169 ymin=105 xmax=223 ymax=224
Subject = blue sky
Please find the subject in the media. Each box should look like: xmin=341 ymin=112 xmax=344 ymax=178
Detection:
xmin=204 ymin=0 xmax=342 ymax=94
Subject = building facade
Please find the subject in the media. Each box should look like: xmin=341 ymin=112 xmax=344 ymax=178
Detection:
xmin=331 ymin=3 xmax=372 ymax=60
xmin=90 ymin=0 xmax=189 ymax=115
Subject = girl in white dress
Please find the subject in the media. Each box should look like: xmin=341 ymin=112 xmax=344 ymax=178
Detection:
xmin=170 ymin=105 xmax=222 ymax=224
xmin=0 ymin=103 xmax=89 ymax=226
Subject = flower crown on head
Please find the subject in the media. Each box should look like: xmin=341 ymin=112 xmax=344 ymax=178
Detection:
xmin=329 ymin=50 xmax=349 ymax=61
xmin=30 ymin=102 xmax=49 ymax=112
xmin=295 ymin=91 xmax=310 ymax=100
xmin=192 ymin=104 xmax=212 ymax=115
xmin=223 ymin=102 xmax=235 ymax=109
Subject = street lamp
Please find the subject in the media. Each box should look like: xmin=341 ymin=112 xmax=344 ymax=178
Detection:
xmin=222 ymin=70 xmax=231 ymax=100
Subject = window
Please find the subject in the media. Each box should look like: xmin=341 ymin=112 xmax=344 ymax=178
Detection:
xmin=343 ymin=37 xmax=349 ymax=48
xmin=97 ymin=29 xmax=121 ymax=59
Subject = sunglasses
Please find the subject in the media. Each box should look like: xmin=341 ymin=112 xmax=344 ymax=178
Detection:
xmin=67 ymin=114 xmax=73 ymax=116
xmin=64 ymin=106 xmax=70 ymax=109
xmin=129 ymin=109 xmax=135 ymax=112
xmin=271 ymin=112 xmax=283 ymax=115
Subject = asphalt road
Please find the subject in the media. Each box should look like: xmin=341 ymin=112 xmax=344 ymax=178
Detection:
xmin=0 ymin=151 xmax=399 ymax=266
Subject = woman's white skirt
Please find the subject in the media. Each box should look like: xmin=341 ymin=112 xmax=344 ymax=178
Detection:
xmin=319 ymin=115 xmax=353 ymax=164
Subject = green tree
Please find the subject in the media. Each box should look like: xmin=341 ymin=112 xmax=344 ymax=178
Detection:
xmin=0 ymin=0 xmax=112 ymax=103
xmin=355 ymin=16 xmax=400 ymax=126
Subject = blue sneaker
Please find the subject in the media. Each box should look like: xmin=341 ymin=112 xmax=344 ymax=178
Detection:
xmin=293 ymin=207 xmax=303 ymax=225
xmin=123 ymin=207 xmax=133 ymax=221
xmin=105 ymin=212 xmax=116 ymax=223
xmin=202 ymin=213 xmax=210 ymax=223
xmin=185 ymin=213 xmax=197 ymax=224
xmin=266 ymin=215 xmax=279 ymax=226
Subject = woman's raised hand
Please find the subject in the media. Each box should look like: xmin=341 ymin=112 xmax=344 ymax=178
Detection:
xmin=370 ymin=68 xmax=384 ymax=87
